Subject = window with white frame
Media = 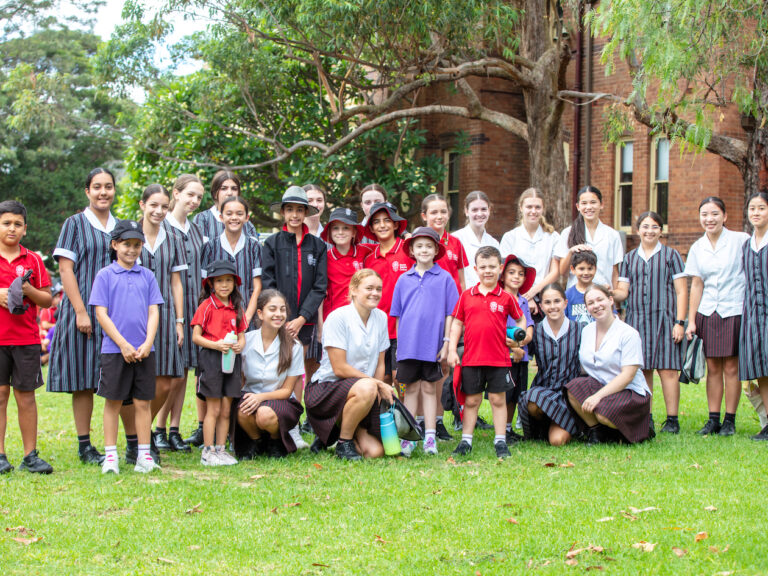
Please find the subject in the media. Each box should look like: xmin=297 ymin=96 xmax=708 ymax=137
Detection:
xmin=614 ymin=142 xmax=633 ymax=230
xmin=651 ymin=138 xmax=670 ymax=224
xmin=443 ymin=150 xmax=461 ymax=231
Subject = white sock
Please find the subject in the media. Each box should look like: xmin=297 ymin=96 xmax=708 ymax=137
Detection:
xmin=494 ymin=435 xmax=506 ymax=444
xmin=425 ymin=429 xmax=436 ymax=443
xmin=137 ymin=444 xmax=150 ymax=460
xmin=461 ymin=433 xmax=473 ymax=446
xmin=104 ymin=446 xmax=117 ymax=461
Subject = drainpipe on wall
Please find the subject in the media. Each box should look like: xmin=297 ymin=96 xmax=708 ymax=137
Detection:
xmin=584 ymin=6 xmax=593 ymax=186
xmin=572 ymin=0 xmax=584 ymax=219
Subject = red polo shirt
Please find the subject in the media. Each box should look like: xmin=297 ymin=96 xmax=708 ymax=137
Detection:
xmin=363 ymin=238 xmax=414 ymax=338
xmin=324 ymin=243 xmax=373 ymax=321
xmin=452 ymin=284 xmax=522 ymax=367
xmin=0 ymin=245 xmax=51 ymax=345
xmin=191 ymin=295 xmax=248 ymax=341
xmin=437 ymin=231 xmax=468 ymax=294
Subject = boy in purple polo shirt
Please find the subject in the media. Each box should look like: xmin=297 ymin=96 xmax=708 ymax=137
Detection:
xmin=89 ymin=220 xmax=164 ymax=474
xmin=390 ymin=227 xmax=459 ymax=456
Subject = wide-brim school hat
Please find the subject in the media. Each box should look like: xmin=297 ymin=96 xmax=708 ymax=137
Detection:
xmin=202 ymin=260 xmax=242 ymax=289
xmin=320 ymin=207 xmax=365 ymax=244
xmin=364 ymin=201 xmax=408 ymax=240
xmin=8 ymin=269 xmax=32 ymax=315
xmin=111 ymin=220 xmax=145 ymax=242
xmin=402 ymin=226 xmax=446 ymax=261
xmin=502 ymin=254 xmax=536 ymax=295
xmin=269 ymin=186 xmax=319 ymax=216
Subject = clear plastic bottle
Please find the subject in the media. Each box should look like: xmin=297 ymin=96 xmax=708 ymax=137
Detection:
xmin=221 ymin=331 xmax=238 ymax=374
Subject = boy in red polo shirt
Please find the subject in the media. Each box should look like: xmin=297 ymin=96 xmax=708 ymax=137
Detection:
xmin=448 ymin=246 xmax=524 ymax=459
xmin=0 ymin=201 xmax=53 ymax=474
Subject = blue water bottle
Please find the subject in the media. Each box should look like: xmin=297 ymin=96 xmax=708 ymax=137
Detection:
xmin=379 ymin=409 xmax=401 ymax=456
xmin=507 ymin=326 xmax=526 ymax=358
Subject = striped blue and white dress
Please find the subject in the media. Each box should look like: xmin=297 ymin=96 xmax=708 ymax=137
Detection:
xmin=200 ymin=231 xmax=262 ymax=312
xmin=166 ymin=213 xmax=205 ymax=369
xmin=519 ymin=318 xmax=582 ymax=439
xmin=141 ymin=220 xmax=188 ymax=377
xmin=618 ymin=243 xmax=685 ymax=370
xmin=48 ymin=209 xmax=117 ymax=393
xmin=193 ymin=206 xmax=257 ymax=243
xmin=739 ymin=235 xmax=768 ymax=380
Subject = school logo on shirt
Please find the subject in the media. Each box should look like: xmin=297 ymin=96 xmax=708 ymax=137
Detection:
xmin=447 ymin=249 xmax=456 ymax=261
xmin=391 ymin=260 xmax=408 ymax=272
xmin=230 ymin=318 xmax=236 ymax=328
xmin=307 ymin=254 xmax=316 ymax=267
xmin=15 ymin=265 xmax=25 ymax=277
xmin=353 ymin=261 xmax=363 ymax=271
xmin=490 ymin=301 xmax=504 ymax=314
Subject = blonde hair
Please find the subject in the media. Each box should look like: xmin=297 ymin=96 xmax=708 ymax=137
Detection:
xmin=347 ymin=269 xmax=382 ymax=303
xmin=421 ymin=193 xmax=451 ymax=215
xmin=170 ymin=174 xmax=203 ymax=210
xmin=517 ymin=188 xmax=554 ymax=234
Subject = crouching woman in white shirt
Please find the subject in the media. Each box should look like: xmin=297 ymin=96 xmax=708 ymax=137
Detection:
xmin=234 ymin=290 xmax=305 ymax=459
xmin=565 ymin=284 xmax=652 ymax=444
xmin=305 ymin=269 xmax=396 ymax=461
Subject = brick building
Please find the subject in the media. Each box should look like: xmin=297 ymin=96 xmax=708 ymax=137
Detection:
xmin=414 ymin=35 xmax=749 ymax=257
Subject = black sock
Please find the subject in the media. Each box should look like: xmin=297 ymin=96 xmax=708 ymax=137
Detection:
xmin=723 ymin=412 xmax=736 ymax=424
xmin=198 ymin=421 xmax=204 ymax=429
xmin=155 ymin=426 xmax=166 ymax=434
xmin=666 ymin=415 xmax=679 ymax=423
xmin=77 ymin=434 xmax=91 ymax=449
xmin=169 ymin=426 xmax=179 ymax=434
xmin=125 ymin=434 xmax=138 ymax=450
xmin=338 ymin=437 xmax=352 ymax=443
xmin=709 ymin=411 xmax=721 ymax=422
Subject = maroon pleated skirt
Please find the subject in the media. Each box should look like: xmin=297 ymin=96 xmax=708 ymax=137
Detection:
xmin=230 ymin=396 xmax=304 ymax=454
xmin=696 ymin=312 xmax=741 ymax=358
xmin=565 ymin=376 xmax=652 ymax=444
xmin=304 ymin=378 xmax=382 ymax=446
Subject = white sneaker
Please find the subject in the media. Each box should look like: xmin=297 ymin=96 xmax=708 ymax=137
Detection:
xmin=134 ymin=453 xmax=161 ymax=473
xmin=288 ymin=426 xmax=309 ymax=450
xmin=101 ymin=455 xmax=119 ymax=474
xmin=201 ymin=446 xmax=220 ymax=466
xmin=422 ymin=436 xmax=438 ymax=455
xmin=400 ymin=439 xmax=416 ymax=457
xmin=215 ymin=446 xmax=238 ymax=466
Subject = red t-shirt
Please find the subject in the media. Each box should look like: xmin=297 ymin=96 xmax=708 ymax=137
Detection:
xmin=39 ymin=307 xmax=56 ymax=325
xmin=452 ymin=284 xmax=523 ymax=367
xmin=363 ymin=239 xmax=414 ymax=339
xmin=191 ymin=295 xmax=248 ymax=341
xmin=0 ymin=246 xmax=51 ymax=346
xmin=436 ymin=231 xmax=468 ymax=294
xmin=324 ymin=243 xmax=373 ymax=321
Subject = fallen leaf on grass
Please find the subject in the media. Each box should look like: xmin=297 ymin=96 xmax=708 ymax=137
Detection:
xmin=374 ymin=535 xmax=388 ymax=545
xmin=585 ymin=566 xmax=604 ymax=571
xmin=189 ymin=545 xmax=201 ymax=550
xmin=596 ymin=517 xmax=614 ymax=523
xmin=311 ymin=563 xmax=330 ymax=568
xmin=621 ymin=511 xmax=638 ymax=521
xmin=432 ymin=489 xmax=442 ymax=495
xmin=12 ymin=536 xmax=43 ymax=545
xmin=506 ymin=518 xmax=519 ymax=525
xmin=157 ymin=557 xmax=175 ymax=564
xmin=689 ymin=463 xmax=702 ymax=469
xmin=250 ymin=474 xmax=265 ymax=480
xmin=565 ymin=559 xmax=578 ymax=566
xmin=5 ymin=526 xmax=34 ymax=536
xmin=446 ymin=457 xmax=457 ymax=465
xmin=694 ymin=532 xmax=709 ymax=542
xmin=704 ymin=505 xmax=718 ymax=512
xmin=672 ymin=547 xmax=687 ymax=557
xmin=271 ymin=507 xmax=279 ymax=514
xmin=284 ymin=502 xmax=301 ymax=508
xmin=709 ymin=545 xmax=729 ymax=554
xmin=543 ymin=462 xmax=556 ymax=467
xmin=565 ymin=545 xmax=604 ymax=559
xmin=560 ymin=461 xmax=575 ymax=468
xmin=628 ymin=506 xmax=659 ymax=514
xmin=312 ymin=463 xmax=322 ymax=470
xmin=631 ymin=541 xmax=656 ymax=552
xmin=185 ymin=503 xmax=203 ymax=514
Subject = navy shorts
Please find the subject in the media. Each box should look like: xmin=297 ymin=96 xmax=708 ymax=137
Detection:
xmin=384 ymin=339 xmax=398 ymax=376
xmin=461 ymin=366 xmax=513 ymax=395
xmin=0 ymin=345 xmax=43 ymax=392
xmin=197 ymin=348 xmax=242 ymax=399
xmin=396 ymin=359 xmax=443 ymax=385
xmin=97 ymin=352 xmax=156 ymax=402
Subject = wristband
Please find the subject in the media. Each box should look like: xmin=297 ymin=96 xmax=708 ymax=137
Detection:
xmin=675 ymin=320 xmax=685 ymax=326
xmin=442 ymin=337 xmax=450 ymax=342
xmin=176 ymin=318 xmax=185 ymax=324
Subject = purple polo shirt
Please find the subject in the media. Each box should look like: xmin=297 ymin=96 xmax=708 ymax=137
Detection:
xmin=506 ymin=293 xmax=535 ymax=362
xmin=390 ymin=263 xmax=459 ymax=362
xmin=89 ymin=262 xmax=164 ymax=353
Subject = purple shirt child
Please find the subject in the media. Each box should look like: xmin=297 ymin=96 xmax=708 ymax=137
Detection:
xmin=506 ymin=293 xmax=534 ymax=362
xmin=89 ymin=262 xmax=164 ymax=354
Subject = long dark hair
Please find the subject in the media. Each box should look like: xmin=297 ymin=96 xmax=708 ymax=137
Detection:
xmin=199 ymin=274 xmax=245 ymax=329
xmin=211 ymin=170 xmax=241 ymax=204
xmin=635 ymin=210 xmax=664 ymax=230
xmin=257 ymin=289 xmax=294 ymax=374
xmin=141 ymin=183 xmax=169 ymax=203
xmin=698 ymin=196 xmax=726 ymax=213
xmin=568 ymin=185 xmax=603 ymax=247
xmin=85 ymin=167 xmax=116 ymax=190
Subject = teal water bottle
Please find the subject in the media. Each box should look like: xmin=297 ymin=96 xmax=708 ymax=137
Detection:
xmin=379 ymin=409 xmax=401 ymax=456
xmin=221 ymin=331 xmax=238 ymax=374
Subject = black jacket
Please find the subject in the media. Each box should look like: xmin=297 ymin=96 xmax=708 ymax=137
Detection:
xmin=262 ymin=228 xmax=327 ymax=325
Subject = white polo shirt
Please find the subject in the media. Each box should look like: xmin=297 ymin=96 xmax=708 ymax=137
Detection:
xmin=684 ymin=227 xmax=749 ymax=318
xmin=555 ymin=221 xmax=624 ymax=288
xmin=452 ymin=225 xmax=500 ymax=288
xmin=241 ymin=329 xmax=305 ymax=394
xmin=500 ymin=225 xmax=560 ymax=287
xmin=312 ymin=304 xmax=390 ymax=383
xmin=579 ymin=319 xmax=650 ymax=396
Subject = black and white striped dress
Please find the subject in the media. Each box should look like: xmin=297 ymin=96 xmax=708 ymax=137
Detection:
xmin=200 ymin=232 xmax=262 ymax=309
xmin=166 ymin=214 xmax=206 ymax=369
xmin=519 ymin=318 xmax=582 ymax=439
xmin=739 ymin=237 xmax=768 ymax=380
xmin=47 ymin=210 xmax=117 ymax=393
xmin=619 ymin=244 xmax=685 ymax=370
xmin=141 ymin=221 xmax=188 ymax=377
xmin=193 ymin=206 xmax=258 ymax=242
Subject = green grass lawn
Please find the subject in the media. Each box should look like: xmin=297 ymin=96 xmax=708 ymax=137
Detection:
xmin=1 ymin=372 xmax=767 ymax=576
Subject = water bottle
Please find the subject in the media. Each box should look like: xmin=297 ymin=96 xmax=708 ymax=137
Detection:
xmin=507 ymin=326 xmax=526 ymax=342
xmin=221 ymin=331 xmax=238 ymax=374
xmin=379 ymin=409 xmax=401 ymax=456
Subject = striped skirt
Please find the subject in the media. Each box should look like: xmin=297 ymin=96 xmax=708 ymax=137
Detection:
xmin=518 ymin=387 xmax=580 ymax=440
xmin=305 ymin=378 xmax=382 ymax=446
xmin=230 ymin=396 xmax=304 ymax=455
xmin=565 ymin=376 xmax=652 ymax=444
xmin=696 ymin=312 xmax=740 ymax=358
xmin=47 ymin=303 xmax=102 ymax=393
xmin=740 ymin=304 xmax=768 ymax=380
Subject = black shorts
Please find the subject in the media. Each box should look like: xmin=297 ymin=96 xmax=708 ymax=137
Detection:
xmin=384 ymin=339 xmax=398 ymax=376
xmin=397 ymin=359 xmax=443 ymax=384
xmin=506 ymin=361 xmax=529 ymax=404
xmin=297 ymin=324 xmax=314 ymax=346
xmin=197 ymin=348 xmax=242 ymax=399
xmin=0 ymin=345 xmax=43 ymax=392
xmin=97 ymin=353 xmax=156 ymax=402
xmin=461 ymin=366 xmax=513 ymax=395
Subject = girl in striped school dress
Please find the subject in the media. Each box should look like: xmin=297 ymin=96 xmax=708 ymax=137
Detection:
xmin=518 ymin=284 xmax=582 ymax=445
xmin=613 ymin=212 xmax=687 ymax=434
xmin=193 ymin=170 xmax=257 ymax=242
xmin=739 ymin=191 xmax=768 ymax=441
xmin=47 ymin=168 xmax=118 ymax=464
xmin=136 ymin=185 xmax=189 ymax=453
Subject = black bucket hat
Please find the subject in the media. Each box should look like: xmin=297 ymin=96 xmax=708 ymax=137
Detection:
xmin=202 ymin=259 xmax=242 ymax=289
xmin=321 ymin=207 xmax=364 ymax=244
xmin=111 ymin=220 xmax=145 ymax=242
xmin=365 ymin=201 xmax=407 ymax=240
xmin=403 ymin=227 xmax=446 ymax=260
xmin=269 ymin=186 xmax=319 ymax=216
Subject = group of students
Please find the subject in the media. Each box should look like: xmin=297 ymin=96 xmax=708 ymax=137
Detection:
xmin=1 ymin=168 xmax=768 ymax=474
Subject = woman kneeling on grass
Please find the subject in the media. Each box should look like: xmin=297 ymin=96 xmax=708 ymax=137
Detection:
xmin=305 ymin=269 xmax=395 ymax=461
xmin=565 ymin=284 xmax=652 ymax=445
xmin=234 ymin=290 xmax=305 ymax=459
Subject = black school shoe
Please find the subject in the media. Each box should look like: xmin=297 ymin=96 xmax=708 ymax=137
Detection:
xmin=300 ymin=419 xmax=314 ymax=435
xmin=266 ymin=438 xmax=287 ymax=459
xmin=79 ymin=444 xmax=105 ymax=465
xmin=475 ymin=416 xmax=493 ymax=430
xmin=168 ymin=431 xmax=191 ymax=452
xmin=184 ymin=426 xmax=204 ymax=447
xmin=18 ymin=450 xmax=53 ymax=474
xmin=452 ymin=440 xmax=472 ymax=456
xmin=585 ymin=425 xmax=606 ymax=446
xmin=435 ymin=419 xmax=453 ymax=441
xmin=494 ymin=441 xmax=511 ymax=459
xmin=310 ymin=437 xmax=327 ymax=454
xmin=751 ymin=424 xmax=768 ymax=441
xmin=335 ymin=440 xmax=362 ymax=461
xmin=718 ymin=420 xmax=735 ymax=436
xmin=697 ymin=419 xmax=721 ymax=435
xmin=506 ymin=430 xmax=524 ymax=444
xmin=661 ymin=419 xmax=680 ymax=434
xmin=152 ymin=430 xmax=172 ymax=451
xmin=0 ymin=454 xmax=13 ymax=474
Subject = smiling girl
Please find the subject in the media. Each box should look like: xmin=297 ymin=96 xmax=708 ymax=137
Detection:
xmin=193 ymin=170 xmax=257 ymax=242
xmin=421 ymin=194 xmax=468 ymax=294
xmin=453 ymin=191 xmax=500 ymax=288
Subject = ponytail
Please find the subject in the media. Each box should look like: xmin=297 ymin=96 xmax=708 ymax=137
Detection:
xmin=568 ymin=186 xmax=603 ymax=248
